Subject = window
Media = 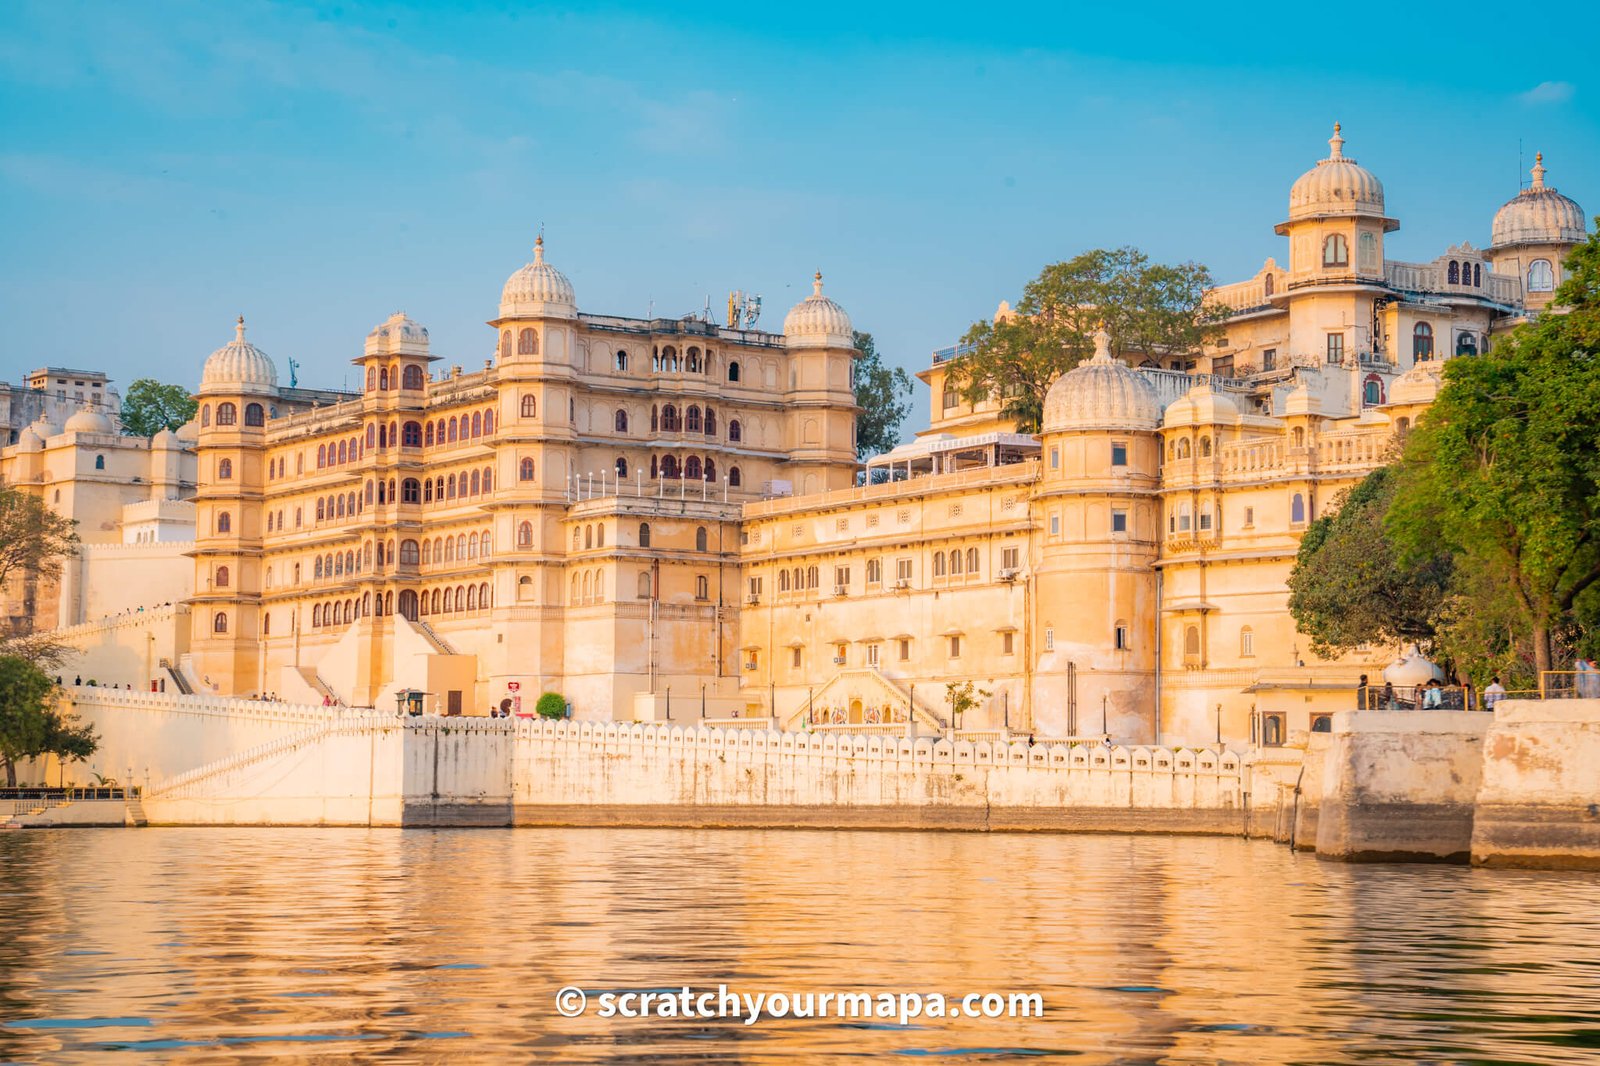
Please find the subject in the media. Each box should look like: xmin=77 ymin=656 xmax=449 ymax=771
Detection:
xmin=1049 ymin=447 xmax=1059 ymax=470
xmin=1049 ymin=513 xmax=1061 ymax=538
xmin=217 ymin=511 xmax=232 ymax=533
xmin=1243 ymin=506 xmax=1255 ymax=527
xmin=686 ymin=406 xmax=702 ymax=432
xmin=1262 ymin=348 xmax=1277 ymax=371
xmin=1111 ymin=441 xmax=1128 ymax=467
xmin=1111 ymin=508 xmax=1127 ymax=534
xmin=94 ymin=454 xmax=105 ymax=470
xmin=615 ymin=350 xmax=629 ymax=372
xmin=933 ymin=553 xmax=946 ymax=578
xmin=517 ymin=521 xmax=533 ymax=549
xmin=729 ymin=420 xmax=742 ymax=442
xmin=866 ymin=643 xmax=880 ymax=666
xmin=500 ymin=330 xmax=513 ymax=359
xmin=1115 ymin=621 xmax=1130 ymax=650
xmin=1002 ymin=632 xmax=1014 ymax=655
xmin=896 ymin=558 xmax=913 ymax=582
xmin=1326 ymin=333 xmax=1344 ymax=363
xmin=201 ymin=405 xmax=211 ymax=427
xmin=213 ymin=612 xmax=228 ymax=634
xmin=1044 ymin=627 xmax=1055 ymax=651
xmin=520 ymin=458 xmax=535 ymax=481
xmin=898 ymin=638 xmax=910 ymax=661
xmin=1291 ymin=492 xmax=1307 ymax=525
xmin=965 ymin=547 xmax=979 ymax=574
xmin=866 ymin=558 xmax=882 ymax=585
xmin=1448 ymin=260 xmax=1461 ymax=285
xmin=695 ymin=575 xmax=709 ymax=600
xmin=639 ymin=522 xmax=651 ymax=548
xmin=1413 ymin=322 xmax=1434 ymax=359
xmin=1002 ymin=547 xmax=1019 ymax=569
xmin=216 ymin=402 xmax=237 ymax=426
xmin=403 ymin=421 xmax=422 ymax=447
xmin=245 ymin=403 xmax=264 ymax=426
xmin=728 ymin=361 xmax=740 ymax=382
xmin=614 ymin=409 xmax=629 ymax=433
xmin=1184 ymin=625 xmax=1200 ymax=657
xmin=949 ymin=635 xmax=961 ymax=658
xmin=833 ymin=565 xmax=850 ymax=588
xmin=1363 ymin=376 xmax=1383 ymax=406
xmin=1358 ymin=231 xmax=1378 ymax=271
xmin=942 ymin=387 xmax=958 ymax=410
xmin=1456 ymin=332 xmax=1478 ymax=357
xmin=215 ymin=565 xmax=230 ymax=588
xmin=403 ymin=365 xmax=424 ymax=390
xmin=1528 ymin=259 xmax=1555 ymax=292
xmin=1263 ymin=714 xmax=1285 ymax=746
xmin=1198 ymin=504 xmax=1213 ymax=531
xmin=616 ymin=457 xmax=628 ymax=478
xmin=521 ymin=395 xmax=537 ymax=418
xmin=1241 ymin=627 xmax=1255 ymax=657
xmin=1323 ymin=233 xmax=1348 ymax=268
xmin=518 ymin=328 xmax=537 ymax=355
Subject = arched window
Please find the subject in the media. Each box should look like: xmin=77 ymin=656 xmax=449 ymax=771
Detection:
xmin=467 ymin=584 xmax=478 ymax=611
xmin=469 ymin=412 xmax=480 ymax=438
xmin=447 ymin=419 xmax=458 ymax=443
xmin=1528 ymin=259 xmax=1555 ymax=292
xmin=637 ymin=572 xmax=653 ymax=599
xmin=518 ymin=328 xmax=537 ymax=355
xmin=616 ymin=457 xmax=628 ymax=478
xmin=615 ymin=409 xmax=628 ymax=433
xmin=1322 ymin=233 xmax=1348 ymax=268
xmin=315 ymin=498 xmax=326 ymax=522
xmin=215 ymin=565 xmax=230 ymax=588
xmin=1473 ymin=263 xmax=1482 ymax=287
xmin=639 ymin=522 xmax=651 ymax=548
xmin=88 ymin=452 xmax=104 ymax=471
xmin=933 ymin=553 xmax=946 ymax=578
xmin=615 ymin=350 xmax=629 ymax=371
xmin=1363 ymin=375 xmax=1383 ymax=406
xmin=942 ymin=386 xmax=958 ymax=411
xmin=1456 ymin=332 xmax=1479 ymax=357
xmin=379 ymin=367 xmax=390 ymax=391
xmin=400 ymin=539 xmax=419 ymax=565
xmin=704 ymin=408 xmax=716 ymax=436
xmin=336 ymin=495 xmax=346 ymax=518
xmin=662 ymin=405 xmax=680 ymax=432
xmin=684 ymin=456 xmax=702 ymax=481
xmin=1199 ymin=436 xmax=1212 ymax=457
xmin=650 ymin=455 xmax=658 ymax=479
xmin=807 ymin=565 xmax=819 ymax=588
xmin=403 ymin=365 xmax=424 ymax=390
xmin=470 ymin=470 xmax=481 ymax=496
xmin=779 ymin=570 xmax=791 ymax=592
xmin=703 ymin=458 xmax=715 ymax=482
xmin=729 ymin=420 xmax=742 ymax=443
xmin=245 ymin=403 xmax=264 ymax=426
xmin=686 ymin=406 xmax=702 ymax=432
xmin=213 ymin=612 xmax=228 ymax=634
xmin=366 ymin=367 xmax=377 ymax=392
xmin=520 ymin=457 xmax=535 ymax=481
xmin=482 ymin=466 xmax=493 ymax=492
xmin=1184 ymin=625 xmax=1200 ymax=657
xmin=337 ymin=440 xmax=347 ymax=464
xmin=201 ymin=406 xmax=211 ymax=428
xmin=1240 ymin=626 xmax=1255 ymax=657
xmin=728 ymin=361 xmax=741 ymax=382
xmin=425 ymin=423 xmax=435 ymax=447
xmin=517 ymin=521 xmax=533 ymax=548
xmin=1293 ymin=426 xmax=1306 ymax=448
xmin=263 ymin=612 xmax=271 ymax=636
xmin=1291 ymin=492 xmax=1307 ymax=525
xmin=1176 ymin=438 xmax=1192 ymax=459
xmin=1447 ymin=260 xmax=1460 ymax=285
xmin=1396 ymin=416 xmax=1411 ymax=434
xmin=216 ymin=402 xmax=237 ymax=426
xmin=403 ymin=421 xmax=422 ymax=447
xmin=1413 ymin=322 xmax=1434 ymax=359
xmin=217 ymin=511 xmax=232 ymax=533
xmin=966 ymin=547 xmax=979 ymax=574
xmin=650 ymin=405 xmax=659 ymax=432
xmin=521 ymin=395 xmax=536 ymax=418
xmin=584 ymin=525 xmax=593 ymax=550
xmin=214 ymin=456 xmax=233 ymax=480
xmin=949 ymin=549 xmax=963 ymax=575
xmin=695 ymin=526 xmax=708 ymax=552
xmin=500 ymin=330 xmax=512 ymax=359
xmin=729 ymin=466 xmax=742 ymax=487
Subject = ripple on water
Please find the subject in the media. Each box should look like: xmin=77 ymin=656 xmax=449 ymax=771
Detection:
xmin=1 ymin=828 xmax=1599 ymax=1064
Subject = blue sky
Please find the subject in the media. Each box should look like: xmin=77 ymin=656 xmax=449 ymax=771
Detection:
xmin=1 ymin=1 xmax=1595 ymax=405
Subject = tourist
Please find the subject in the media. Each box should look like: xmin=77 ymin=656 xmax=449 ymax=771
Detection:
xmin=1578 ymin=658 xmax=1600 ymax=699
xmin=1422 ymin=679 xmax=1444 ymax=709
xmin=1483 ymin=676 xmax=1507 ymax=710
xmin=1380 ymin=681 xmax=1395 ymax=709
xmin=1357 ymin=673 xmax=1370 ymax=709
xmin=74 ymin=675 xmax=81 ymax=686
xmin=1027 ymin=733 xmax=1036 ymax=747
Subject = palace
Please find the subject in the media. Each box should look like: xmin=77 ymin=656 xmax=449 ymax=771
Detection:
xmin=7 ymin=125 xmax=1590 ymax=744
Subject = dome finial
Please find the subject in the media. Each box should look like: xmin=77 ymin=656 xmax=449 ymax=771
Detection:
xmin=1091 ymin=323 xmax=1113 ymax=363
xmin=236 ymin=315 xmax=246 ymax=342
xmin=813 ymin=270 xmax=823 ymax=297
xmin=1328 ymin=121 xmax=1344 ymax=161
xmin=1531 ymin=151 xmax=1546 ymax=190
xmin=533 ymin=234 xmax=545 ymax=264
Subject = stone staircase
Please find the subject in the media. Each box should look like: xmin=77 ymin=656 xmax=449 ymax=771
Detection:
xmin=125 ymin=792 xmax=148 ymax=827
xmin=415 ymin=619 xmax=458 ymax=655
xmin=294 ymin=667 xmax=342 ymax=705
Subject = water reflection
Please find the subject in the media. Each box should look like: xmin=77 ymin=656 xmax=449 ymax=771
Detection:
xmin=2 ymin=829 xmax=1599 ymax=1063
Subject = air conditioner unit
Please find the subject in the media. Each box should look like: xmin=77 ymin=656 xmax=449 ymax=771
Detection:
xmin=998 ymin=568 xmax=1018 ymax=581
xmin=831 ymin=656 xmax=846 ymax=665
xmin=893 ymin=579 xmax=910 ymax=590
xmin=833 ymin=585 xmax=849 ymax=597
xmin=745 ymin=595 xmax=760 ymax=606
xmin=744 ymin=660 xmax=757 ymax=671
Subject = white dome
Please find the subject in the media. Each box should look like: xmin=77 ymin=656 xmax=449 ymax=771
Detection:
xmin=1041 ymin=327 xmax=1160 ymax=433
xmin=29 ymin=415 xmax=59 ymax=439
xmin=1384 ymin=645 xmax=1444 ymax=688
xmin=365 ymin=311 xmax=431 ymax=357
xmin=1286 ymin=124 xmax=1391 ymax=226
xmin=14 ymin=426 xmax=42 ymax=451
xmin=1388 ymin=360 xmax=1442 ymax=407
xmin=200 ymin=317 xmax=278 ymax=396
xmin=783 ymin=272 xmax=854 ymax=348
xmin=1162 ymin=383 xmax=1240 ymax=428
xmin=499 ymin=237 xmax=576 ymax=320
xmin=1490 ymin=154 xmax=1587 ymax=249
xmin=152 ymin=427 xmax=179 ymax=447
xmin=63 ymin=408 xmax=113 ymax=434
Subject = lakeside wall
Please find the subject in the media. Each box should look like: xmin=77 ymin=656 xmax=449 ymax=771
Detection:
xmin=42 ymin=690 xmax=1600 ymax=869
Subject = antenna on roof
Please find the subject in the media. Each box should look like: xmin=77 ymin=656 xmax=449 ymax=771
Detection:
xmin=287 ymin=357 xmax=300 ymax=389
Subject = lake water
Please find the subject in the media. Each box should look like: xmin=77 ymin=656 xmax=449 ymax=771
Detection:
xmin=3 ymin=828 xmax=1599 ymax=1063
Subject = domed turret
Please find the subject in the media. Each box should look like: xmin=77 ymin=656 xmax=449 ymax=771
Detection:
xmin=1041 ymin=326 xmax=1160 ymax=433
xmin=1281 ymin=123 xmax=1397 ymax=232
xmin=1490 ymin=153 xmax=1587 ymax=250
xmin=200 ymin=316 xmax=279 ymax=397
xmin=63 ymin=408 xmax=114 ymax=434
xmin=14 ymin=425 xmax=42 ymax=451
xmin=364 ymin=311 xmax=431 ymax=357
xmin=783 ymin=272 xmax=853 ymax=348
xmin=28 ymin=415 xmax=60 ymax=440
xmin=499 ymin=236 xmax=577 ymax=320
xmin=1162 ymin=383 xmax=1240 ymax=428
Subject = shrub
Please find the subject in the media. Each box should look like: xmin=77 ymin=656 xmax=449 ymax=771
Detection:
xmin=535 ymin=692 xmax=567 ymax=720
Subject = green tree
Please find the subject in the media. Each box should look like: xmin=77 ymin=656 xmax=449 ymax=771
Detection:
xmin=944 ymin=680 xmax=991 ymax=729
xmin=852 ymin=330 xmax=913 ymax=461
xmin=1287 ymin=467 xmax=1452 ymax=657
xmin=1389 ymin=228 xmax=1600 ymax=676
xmin=0 ymin=656 xmax=98 ymax=787
xmin=0 ymin=482 xmax=79 ymax=652
xmin=120 ymin=379 xmax=198 ymax=437
xmin=535 ymin=692 xmax=568 ymax=720
xmin=944 ymin=247 xmax=1222 ymax=432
